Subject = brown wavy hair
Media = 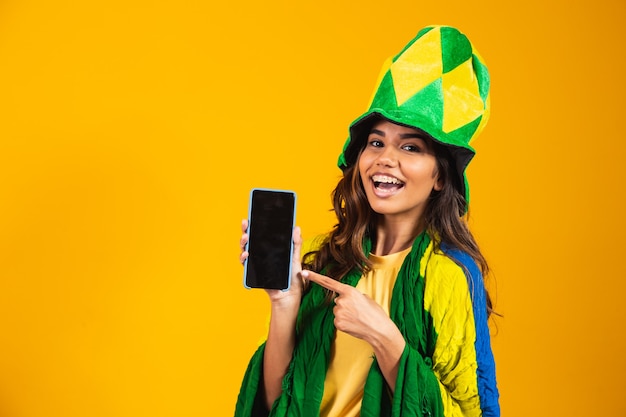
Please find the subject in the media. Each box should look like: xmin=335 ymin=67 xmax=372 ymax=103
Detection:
xmin=302 ymin=130 xmax=496 ymax=316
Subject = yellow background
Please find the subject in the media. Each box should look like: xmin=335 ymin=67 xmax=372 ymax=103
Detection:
xmin=0 ymin=0 xmax=624 ymax=416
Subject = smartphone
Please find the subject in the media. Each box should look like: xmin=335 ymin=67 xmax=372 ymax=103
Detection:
xmin=243 ymin=188 xmax=297 ymax=291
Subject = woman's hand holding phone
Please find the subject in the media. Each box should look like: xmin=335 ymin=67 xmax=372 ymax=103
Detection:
xmin=240 ymin=219 xmax=304 ymax=308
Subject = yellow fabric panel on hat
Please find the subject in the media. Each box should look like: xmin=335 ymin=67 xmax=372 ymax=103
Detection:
xmin=473 ymin=94 xmax=491 ymax=143
xmin=391 ymin=26 xmax=443 ymax=106
xmin=442 ymin=58 xmax=484 ymax=133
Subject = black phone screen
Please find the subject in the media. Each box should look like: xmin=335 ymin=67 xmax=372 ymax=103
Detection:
xmin=244 ymin=189 xmax=296 ymax=290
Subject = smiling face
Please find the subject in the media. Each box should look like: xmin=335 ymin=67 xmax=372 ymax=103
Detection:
xmin=358 ymin=119 xmax=442 ymax=223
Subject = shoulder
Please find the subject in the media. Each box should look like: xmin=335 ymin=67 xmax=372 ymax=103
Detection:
xmin=421 ymin=243 xmax=486 ymax=319
xmin=422 ymin=243 xmax=483 ymax=301
xmin=440 ymin=244 xmax=483 ymax=287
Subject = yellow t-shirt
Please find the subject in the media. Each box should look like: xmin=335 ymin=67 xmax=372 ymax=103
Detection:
xmin=319 ymin=247 xmax=411 ymax=417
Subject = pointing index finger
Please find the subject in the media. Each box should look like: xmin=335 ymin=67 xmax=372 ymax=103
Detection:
xmin=301 ymin=270 xmax=349 ymax=294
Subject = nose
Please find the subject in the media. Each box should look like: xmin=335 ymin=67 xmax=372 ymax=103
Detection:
xmin=375 ymin=146 xmax=398 ymax=167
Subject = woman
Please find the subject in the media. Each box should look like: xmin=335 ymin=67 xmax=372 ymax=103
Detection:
xmin=236 ymin=25 xmax=500 ymax=417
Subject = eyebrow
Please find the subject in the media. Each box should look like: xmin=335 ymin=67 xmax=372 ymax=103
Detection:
xmin=369 ymin=129 xmax=428 ymax=140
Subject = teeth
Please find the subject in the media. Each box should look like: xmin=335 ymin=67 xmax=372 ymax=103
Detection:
xmin=372 ymin=175 xmax=403 ymax=184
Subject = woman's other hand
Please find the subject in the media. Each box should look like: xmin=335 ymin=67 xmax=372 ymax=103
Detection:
xmin=300 ymin=270 xmax=394 ymax=341
xmin=301 ymin=269 xmax=406 ymax=392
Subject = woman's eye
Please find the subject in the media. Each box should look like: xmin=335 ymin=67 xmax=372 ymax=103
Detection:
xmin=368 ymin=139 xmax=383 ymax=148
xmin=402 ymin=144 xmax=422 ymax=152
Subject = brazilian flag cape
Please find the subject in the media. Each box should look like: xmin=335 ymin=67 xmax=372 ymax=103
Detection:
xmin=234 ymin=232 xmax=445 ymax=417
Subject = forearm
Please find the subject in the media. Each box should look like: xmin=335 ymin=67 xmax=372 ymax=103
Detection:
xmin=262 ymin=302 xmax=299 ymax=409
xmin=367 ymin=321 xmax=406 ymax=393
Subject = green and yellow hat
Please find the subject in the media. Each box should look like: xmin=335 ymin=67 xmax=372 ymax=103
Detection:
xmin=338 ymin=25 xmax=490 ymax=210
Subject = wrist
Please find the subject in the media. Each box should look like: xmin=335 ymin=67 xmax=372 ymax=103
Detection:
xmin=270 ymin=297 xmax=300 ymax=316
xmin=367 ymin=321 xmax=405 ymax=353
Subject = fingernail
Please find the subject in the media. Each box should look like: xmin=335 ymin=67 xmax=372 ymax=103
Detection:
xmin=301 ymin=270 xmax=309 ymax=278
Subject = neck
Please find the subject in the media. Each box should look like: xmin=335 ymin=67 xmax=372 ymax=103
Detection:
xmin=372 ymin=215 xmax=425 ymax=256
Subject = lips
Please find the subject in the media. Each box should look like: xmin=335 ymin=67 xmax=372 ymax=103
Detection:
xmin=372 ymin=174 xmax=405 ymax=194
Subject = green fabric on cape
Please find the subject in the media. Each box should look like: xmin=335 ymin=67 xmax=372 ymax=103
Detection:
xmin=234 ymin=232 xmax=444 ymax=417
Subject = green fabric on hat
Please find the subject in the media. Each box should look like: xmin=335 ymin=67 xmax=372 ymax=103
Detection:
xmin=370 ymin=71 xmax=398 ymax=112
xmin=400 ymin=79 xmax=444 ymax=131
xmin=440 ymin=27 xmax=472 ymax=73
xmin=473 ymin=54 xmax=490 ymax=102
xmin=337 ymin=25 xmax=490 ymax=212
